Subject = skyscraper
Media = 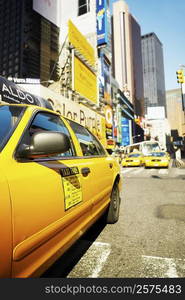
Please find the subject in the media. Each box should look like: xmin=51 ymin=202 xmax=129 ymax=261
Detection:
xmin=141 ymin=32 xmax=166 ymax=115
xmin=0 ymin=0 xmax=59 ymax=82
xmin=130 ymin=14 xmax=144 ymax=117
xmin=112 ymin=0 xmax=144 ymax=118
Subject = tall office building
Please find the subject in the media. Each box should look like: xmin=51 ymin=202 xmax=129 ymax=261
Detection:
xmin=166 ymin=88 xmax=185 ymax=138
xmin=141 ymin=32 xmax=166 ymax=115
xmin=112 ymin=0 xmax=133 ymax=102
xmin=129 ymin=14 xmax=144 ymax=117
xmin=112 ymin=0 xmax=144 ymax=117
xmin=0 ymin=0 xmax=60 ymax=82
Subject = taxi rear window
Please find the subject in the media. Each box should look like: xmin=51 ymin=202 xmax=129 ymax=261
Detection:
xmin=68 ymin=120 xmax=106 ymax=157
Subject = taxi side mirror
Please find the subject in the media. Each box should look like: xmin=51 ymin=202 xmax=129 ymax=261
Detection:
xmin=16 ymin=131 xmax=70 ymax=159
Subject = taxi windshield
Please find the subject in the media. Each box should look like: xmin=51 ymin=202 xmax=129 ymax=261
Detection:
xmin=128 ymin=153 xmax=141 ymax=157
xmin=0 ymin=105 xmax=25 ymax=151
xmin=148 ymin=152 xmax=166 ymax=157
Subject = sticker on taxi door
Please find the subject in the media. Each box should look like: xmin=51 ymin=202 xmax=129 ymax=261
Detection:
xmin=60 ymin=167 xmax=82 ymax=210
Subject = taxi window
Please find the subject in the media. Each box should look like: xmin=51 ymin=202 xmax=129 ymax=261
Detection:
xmin=68 ymin=120 xmax=106 ymax=157
xmin=128 ymin=153 xmax=141 ymax=157
xmin=0 ymin=105 xmax=25 ymax=151
xmin=21 ymin=112 xmax=76 ymax=157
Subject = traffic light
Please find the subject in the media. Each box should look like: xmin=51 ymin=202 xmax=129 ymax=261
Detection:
xmin=176 ymin=69 xmax=184 ymax=83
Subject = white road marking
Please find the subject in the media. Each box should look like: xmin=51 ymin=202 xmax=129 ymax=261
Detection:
xmin=89 ymin=242 xmax=111 ymax=278
xmin=121 ymin=168 xmax=135 ymax=174
xmin=142 ymin=255 xmax=178 ymax=277
xmin=132 ymin=168 xmax=144 ymax=174
xmin=158 ymin=169 xmax=169 ymax=175
xmin=68 ymin=241 xmax=111 ymax=278
xmin=171 ymin=168 xmax=185 ymax=177
xmin=121 ymin=166 xmax=185 ymax=178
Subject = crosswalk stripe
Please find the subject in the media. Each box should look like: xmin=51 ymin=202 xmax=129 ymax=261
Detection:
xmin=121 ymin=167 xmax=185 ymax=178
xmin=132 ymin=168 xmax=144 ymax=174
xmin=171 ymin=168 xmax=185 ymax=177
xmin=121 ymin=168 xmax=135 ymax=174
xmin=158 ymin=169 xmax=169 ymax=175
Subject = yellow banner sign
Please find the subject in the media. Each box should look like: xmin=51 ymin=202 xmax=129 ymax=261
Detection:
xmin=74 ymin=56 xmax=97 ymax=104
xmin=68 ymin=20 xmax=95 ymax=67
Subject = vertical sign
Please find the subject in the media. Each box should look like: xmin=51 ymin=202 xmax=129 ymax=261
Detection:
xmin=121 ymin=117 xmax=130 ymax=146
xmin=96 ymin=0 xmax=108 ymax=47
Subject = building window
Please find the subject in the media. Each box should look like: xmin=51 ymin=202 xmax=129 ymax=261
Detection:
xmin=78 ymin=0 xmax=90 ymax=16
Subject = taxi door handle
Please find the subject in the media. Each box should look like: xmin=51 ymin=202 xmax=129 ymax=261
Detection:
xmin=81 ymin=167 xmax=91 ymax=176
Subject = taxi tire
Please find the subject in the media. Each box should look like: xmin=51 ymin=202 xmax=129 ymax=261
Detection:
xmin=106 ymin=184 xmax=120 ymax=224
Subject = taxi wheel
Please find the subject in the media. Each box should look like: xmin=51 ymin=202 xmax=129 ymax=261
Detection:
xmin=106 ymin=184 xmax=120 ymax=224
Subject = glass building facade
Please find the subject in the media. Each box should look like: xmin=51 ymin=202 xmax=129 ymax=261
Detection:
xmin=0 ymin=0 xmax=59 ymax=83
xmin=141 ymin=33 xmax=166 ymax=116
xmin=130 ymin=14 xmax=144 ymax=117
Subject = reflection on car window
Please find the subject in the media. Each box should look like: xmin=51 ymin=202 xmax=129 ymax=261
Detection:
xmin=149 ymin=152 xmax=166 ymax=157
xmin=128 ymin=153 xmax=141 ymax=157
xmin=68 ymin=120 xmax=106 ymax=156
xmin=0 ymin=105 xmax=25 ymax=151
xmin=21 ymin=112 xmax=76 ymax=157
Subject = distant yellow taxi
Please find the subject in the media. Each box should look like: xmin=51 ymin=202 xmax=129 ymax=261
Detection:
xmin=0 ymin=104 xmax=121 ymax=278
xmin=122 ymin=152 xmax=145 ymax=167
xmin=144 ymin=151 xmax=170 ymax=168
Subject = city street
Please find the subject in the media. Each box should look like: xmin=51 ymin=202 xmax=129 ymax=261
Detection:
xmin=43 ymin=164 xmax=185 ymax=278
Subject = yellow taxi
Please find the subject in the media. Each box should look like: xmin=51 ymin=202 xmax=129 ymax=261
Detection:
xmin=144 ymin=151 xmax=170 ymax=168
xmin=0 ymin=104 xmax=121 ymax=278
xmin=122 ymin=151 xmax=145 ymax=167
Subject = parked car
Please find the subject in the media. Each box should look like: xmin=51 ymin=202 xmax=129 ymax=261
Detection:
xmin=122 ymin=151 xmax=145 ymax=167
xmin=144 ymin=151 xmax=170 ymax=168
xmin=0 ymin=104 xmax=121 ymax=278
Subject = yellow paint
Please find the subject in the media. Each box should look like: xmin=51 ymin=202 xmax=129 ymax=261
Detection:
xmin=68 ymin=20 xmax=95 ymax=67
xmin=74 ymin=56 xmax=97 ymax=104
xmin=0 ymin=104 xmax=121 ymax=278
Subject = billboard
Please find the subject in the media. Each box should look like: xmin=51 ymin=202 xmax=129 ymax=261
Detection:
xmin=121 ymin=118 xmax=130 ymax=146
xmin=68 ymin=20 xmax=95 ymax=67
xmin=33 ymin=0 xmax=60 ymax=26
xmin=0 ymin=76 xmax=52 ymax=109
xmin=147 ymin=106 xmax=165 ymax=120
xmin=73 ymin=56 xmax=97 ymax=104
xmin=22 ymin=83 xmax=106 ymax=146
xmin=105 ymin=105 xmax=114 ymax=146
xmin=96 ymin=0 xmax=108 ymax=47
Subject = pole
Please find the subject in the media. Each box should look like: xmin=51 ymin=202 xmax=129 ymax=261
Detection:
xmin=181 ymin=83 xmax=185 ymax=111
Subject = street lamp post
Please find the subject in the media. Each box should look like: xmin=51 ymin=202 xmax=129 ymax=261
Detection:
xmin=178 ymin=64 xmax=185 ymax=111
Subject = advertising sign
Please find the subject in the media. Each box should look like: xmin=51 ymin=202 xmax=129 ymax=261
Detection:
xmin=105 ymin=105 xmax=114 ymax=146
xmin=21 ymin=83 xmax=106 ymax=146
xmin=68 ymin=20 xmax=95 ymax=67
xmin=121 ymin=117 xmax=130 ymax=146
xmin=33 ymin=0 xmax=59 ymax=26
xmin=147 ymin=106 xmax=165 ymax=120
xmin=102 ymin=54 xmax=111 ymax=105
xmin=96 ymin=0 xmax=108 ymax=47
xmin=0 ymin=76 xmax=52 ymax=109
xmin=73 ymin=56 xmax=97 ymax=104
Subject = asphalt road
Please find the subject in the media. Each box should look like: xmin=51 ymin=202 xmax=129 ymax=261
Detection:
xmin=43 ymin=166 xmax=185 ymax=278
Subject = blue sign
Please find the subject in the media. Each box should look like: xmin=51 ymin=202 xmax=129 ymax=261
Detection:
xmin=121 ymin=118 xmax=130 ymax=146
xmin=96 ymin=0 xmax=108 ymax=46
